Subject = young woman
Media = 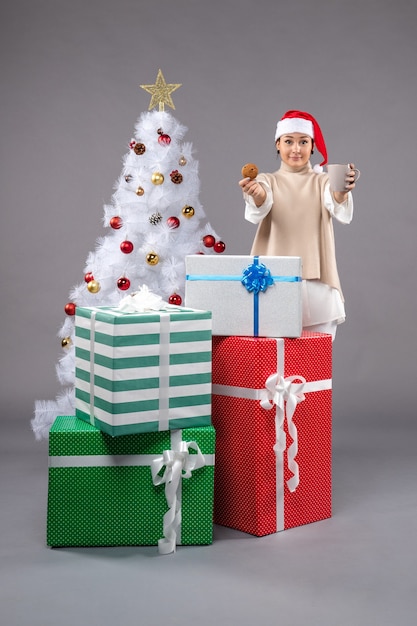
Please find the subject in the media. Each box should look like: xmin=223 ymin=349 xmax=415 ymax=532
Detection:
xmin=239 ymin=110 xmax=358 ymax=340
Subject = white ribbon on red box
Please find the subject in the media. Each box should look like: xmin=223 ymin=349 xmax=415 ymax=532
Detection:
xmin=212 ymin=337 xmax=332 ymax=531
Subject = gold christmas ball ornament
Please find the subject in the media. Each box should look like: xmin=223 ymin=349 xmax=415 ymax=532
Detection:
xmin=146 ymin=252 xmax=159 ymax=265
xmin=61 ymin=337 xmax=72 ymax=348
xmin=182 ymin=205 xmax=195 ymax=218
xmin=136 ymin=186 xmax=145 ymax=196
xmin=151 ymin=172 xmax=164 ymax=185
xmin=179 ymin=156 xmax=187 ymax=166
xmin=87 ymin=280 xmax=101 ymax=293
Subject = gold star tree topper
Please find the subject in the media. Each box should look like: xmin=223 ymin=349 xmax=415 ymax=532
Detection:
xmin=140 ymin=69 xmax=182 ymax=111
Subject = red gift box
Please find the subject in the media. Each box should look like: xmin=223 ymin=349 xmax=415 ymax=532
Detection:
xmin=212 ymin=332 xmax=332 ymax=536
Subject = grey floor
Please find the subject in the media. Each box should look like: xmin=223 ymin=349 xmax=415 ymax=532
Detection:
xmin=1 ymin=410 xmax=416 ymax=626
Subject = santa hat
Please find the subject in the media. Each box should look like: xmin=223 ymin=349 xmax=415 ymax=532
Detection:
xmin=275 ymin=110 xmax=328 ymax=170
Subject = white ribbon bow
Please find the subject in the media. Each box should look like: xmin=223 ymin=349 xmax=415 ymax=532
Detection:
xmin=118 ymin=284 xmax=165 ymax=313
xmin=151 ymin=440 xmax=206 ymax=554
xmin=260 ymin=373 xmax=306 ymax=493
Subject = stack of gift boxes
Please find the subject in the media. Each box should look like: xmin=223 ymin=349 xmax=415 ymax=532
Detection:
xmin=47 ymin=303 xmax=215 ymax=554
xmin=47 ymin=255 xmax=332 ymax=553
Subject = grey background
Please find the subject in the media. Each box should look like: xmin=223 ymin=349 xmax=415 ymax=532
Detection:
xmin=1 ymin=1 xmax=416 ymax=624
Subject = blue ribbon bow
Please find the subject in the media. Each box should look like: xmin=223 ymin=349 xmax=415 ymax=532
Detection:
xmin=241 ymin=260 xmax=274 ymax=295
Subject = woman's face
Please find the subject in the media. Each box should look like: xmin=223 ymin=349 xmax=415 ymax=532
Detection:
xmin=276 ymin=133 xmax=313 ymax=169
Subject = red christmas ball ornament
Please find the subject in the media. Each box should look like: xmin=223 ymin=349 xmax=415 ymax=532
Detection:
xmin=158 ymin=133 xmax=171 ymax=146
xmin=214 ymin=240 xmax=226 ymax=253
xmin=167 ymin=216 xmax=180 ymax=229
xmin=64 ymin=302 xmax=76 ymax=316
xmin=84 ymin=272 xmax=94 ymax=283
xmin=168 ymin=293 xmax=182 ymax=306
xmin=117 ymin=277 xmax=131 ymax=291
xmin=120 ymin=240 xmax=134 ymax=254
xmin=203 ymin=234 xmax=215 ymax=248
xmin=110 ymin=216 xmax=123 ymax=230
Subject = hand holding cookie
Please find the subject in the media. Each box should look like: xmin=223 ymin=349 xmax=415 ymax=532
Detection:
xmin=239 ymin=163 xmax=266 ymax=207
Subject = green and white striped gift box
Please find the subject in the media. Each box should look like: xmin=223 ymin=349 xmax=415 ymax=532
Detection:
xmin=75 ymin=305 xmax=212 ymax=436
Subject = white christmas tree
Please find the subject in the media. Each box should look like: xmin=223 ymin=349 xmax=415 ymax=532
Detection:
xmin=32 ymin=70 xmax=225 ymax=440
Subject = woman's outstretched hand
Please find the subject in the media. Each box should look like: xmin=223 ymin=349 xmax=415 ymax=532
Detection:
xmin=239 ymin=178 xmax=267 ymax=207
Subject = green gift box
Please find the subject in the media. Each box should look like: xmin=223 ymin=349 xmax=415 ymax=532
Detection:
xmin=47 ymin=416 xmax=215 ymax=552
xmin=75 ymin=305 xmax=212 ymax=436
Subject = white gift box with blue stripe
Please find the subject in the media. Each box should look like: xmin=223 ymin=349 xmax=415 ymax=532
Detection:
xmin=185 ymin=255 xmax=302 ymax=338
xmin=75 ymin=304 xmax=212 ymax=436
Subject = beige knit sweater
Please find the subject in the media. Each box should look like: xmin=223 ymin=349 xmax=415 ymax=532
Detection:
xmin=250 ymin=162 xmax=343 ymax=300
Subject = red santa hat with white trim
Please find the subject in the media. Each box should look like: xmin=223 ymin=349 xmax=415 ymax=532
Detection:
xmin=275 ymin=110 xmax=328 ymax=172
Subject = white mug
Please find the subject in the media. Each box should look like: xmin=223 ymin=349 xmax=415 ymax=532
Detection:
xmin=327 ymin=164 xmax=360 ymax=192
